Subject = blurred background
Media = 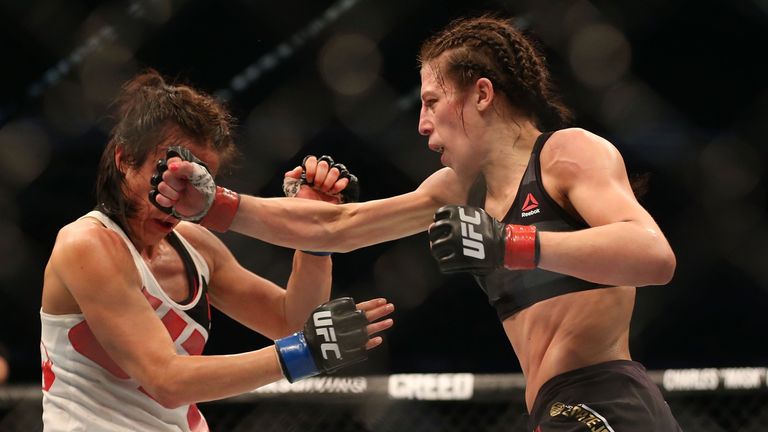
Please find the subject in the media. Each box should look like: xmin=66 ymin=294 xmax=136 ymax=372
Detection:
xmin=1 ymin=0 xmax=767 ymax=387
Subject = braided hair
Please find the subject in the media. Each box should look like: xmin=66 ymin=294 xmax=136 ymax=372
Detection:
xmin=419 ymin=15 xmax=572 ymax=131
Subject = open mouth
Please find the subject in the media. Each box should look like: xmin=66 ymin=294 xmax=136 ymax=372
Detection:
xmin=154 ymin=218 xmax=175 ymax=230
xmin=430 ymin=145 xmax=444 ymax=154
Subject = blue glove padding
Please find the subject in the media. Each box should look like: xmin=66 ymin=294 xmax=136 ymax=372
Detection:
xmin=274 ymin=297 xmax=369 ymax=383
xmin=274 ymin=332 xmax=320 ymax=382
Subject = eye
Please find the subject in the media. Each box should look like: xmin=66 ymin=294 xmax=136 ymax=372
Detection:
xmin=424 ymin=99 xmax=437 ymax=109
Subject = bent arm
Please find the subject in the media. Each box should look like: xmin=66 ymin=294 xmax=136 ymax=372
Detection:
xmin=539 ymin=222 xmax=674 ymax=287
xmin=537 ymin=130 xmax=676 ymax=286
xmin=51 ymin=226 xmax=285 ymax=408
xmin=231 ymin=167 xmax=467 ymax=252
xmin=182 ymin=223 xmax=332 ymax=339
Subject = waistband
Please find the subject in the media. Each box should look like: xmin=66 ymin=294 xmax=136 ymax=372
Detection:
xmin=529 ymin=359 xmax=647 ymax=418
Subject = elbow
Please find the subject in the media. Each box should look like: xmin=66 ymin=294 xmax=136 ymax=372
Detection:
xmin=637 ymin=228 xmax=676 ymax=286
xmin=648 ymin=245 xmax=676 ymax=286
xmin=660 ymin=249 xmax=677 ymax=285
xmin=139 ymin=361 xmax=188 ymax=409
xmin=148 ymin=380 xmax=187 ymax=409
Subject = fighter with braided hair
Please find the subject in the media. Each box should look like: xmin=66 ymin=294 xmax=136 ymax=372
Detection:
xmin=153 ymin=15 xmax=680 ymax=431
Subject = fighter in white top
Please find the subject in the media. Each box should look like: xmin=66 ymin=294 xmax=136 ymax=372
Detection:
xmin=40 ymin=70 xmax=394 ymax=431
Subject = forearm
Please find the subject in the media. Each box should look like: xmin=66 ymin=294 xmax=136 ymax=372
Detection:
xmin=151 ymin=347 xmax=283 ymax=408
xmin=282 ymin=251 xmax=332 ymax=333
xmin=537 ymin=222 xmax=675 ymax=286
xmin=231 ymin=193 xmax=437 ymax=252
xmin=230 ymin=196 xmax=343 ymax=250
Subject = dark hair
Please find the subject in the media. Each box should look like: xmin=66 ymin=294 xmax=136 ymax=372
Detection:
xmin=418 ymin=14 xmax=572 ymax=131
xmin=95 ymin=69 xmax=237 ymax=230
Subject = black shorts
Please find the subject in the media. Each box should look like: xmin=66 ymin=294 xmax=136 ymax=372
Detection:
xmin=528 ymin=360 xmax=682 ymax=432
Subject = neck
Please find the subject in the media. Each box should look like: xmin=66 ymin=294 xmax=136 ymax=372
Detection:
xmin=125 ymin=222 xmax=164 ymax=258
xmin=482 ymin=120 xmax=540 ymax=198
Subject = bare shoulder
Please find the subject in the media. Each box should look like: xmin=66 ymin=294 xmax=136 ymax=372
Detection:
xmin=53 ymin=218 xmax=130 ymax=264
xmin=416 ymin=167 xmax=471 ymax=205
xmin=542 ymin=128 xmax=626 ymax=176
xmin=48 ymin=217 xmax=140 ymax=297
xmin=546 ymin=128 xmax=621 ymax=161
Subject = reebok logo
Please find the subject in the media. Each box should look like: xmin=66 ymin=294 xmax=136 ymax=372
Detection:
xmin=458 ymin=207 xmax=485 ymax=259
xmin=521 ymin=193 xmax=540 ymax=217
xmin=522 ymin=193 xmax=538 ymax=211
xmin=313 ymin=311 xmax=341 ymax=360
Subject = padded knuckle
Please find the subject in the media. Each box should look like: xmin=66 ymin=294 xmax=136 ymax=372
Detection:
xmin=301 ymin=154 xmax=317 ymax=169
xmin=335 ymin=297 xmax=356 ymax=309
xmin=434 ymin=207 xmax=452 ymax=221
xmin=150 ymin=173 xmax=163 ymax=186
xmin=317 ymin=155 xmax=335 ymax=166
xmin=148 ymin=191 xmax=172 ymax=214
xmin=333 ymin=163 xmax=350 ymax=177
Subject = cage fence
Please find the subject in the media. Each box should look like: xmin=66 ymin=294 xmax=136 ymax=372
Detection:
xmin=2 ymin=368 xmax=767 ymax=431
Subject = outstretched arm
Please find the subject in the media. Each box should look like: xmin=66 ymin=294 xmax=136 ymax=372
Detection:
xmin=153 ymin=150 xmax=469 ymax=252
xmin=231 ymin=190 xmax=439 ymax=252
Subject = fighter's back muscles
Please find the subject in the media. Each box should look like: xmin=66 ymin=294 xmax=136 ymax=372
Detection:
xmin=230 ymin=167 xmax=470 ymax=253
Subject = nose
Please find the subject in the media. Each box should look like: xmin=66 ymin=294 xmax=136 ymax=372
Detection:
xmin=418 ymin=113 xmax=432 ymax=136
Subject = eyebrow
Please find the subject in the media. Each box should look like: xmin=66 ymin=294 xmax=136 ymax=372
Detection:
xmin=420 ymin=90 xmax=438 ymax=101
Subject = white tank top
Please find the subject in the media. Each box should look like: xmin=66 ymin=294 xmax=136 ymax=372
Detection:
xmin=41 ymin=211 xmax=212 ymax=432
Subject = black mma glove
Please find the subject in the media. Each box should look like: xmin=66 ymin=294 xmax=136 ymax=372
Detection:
xmin=149 ymin=146 xmax=240 ymax=232
xmin=274 ymin=297 xmax=370 ymax=382
xmin=428 ymin=205 xmax=540 ymax=274
xmin=283 ymin=154 xmax=360 ymax=256
xmin=283 ymin=154 xmax=360 ymax=203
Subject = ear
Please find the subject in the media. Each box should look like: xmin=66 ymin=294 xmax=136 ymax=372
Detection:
xmin=114 ymin=142 xmax=125 ymax=172
xmin=475 ymin=78 xmax=495 ymax=112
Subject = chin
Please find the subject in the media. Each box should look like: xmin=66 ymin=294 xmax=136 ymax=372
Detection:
xmin=448 ymin=164 xmax=475 ymax=180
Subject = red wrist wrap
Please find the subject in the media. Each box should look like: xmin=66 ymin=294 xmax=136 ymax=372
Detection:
xmin=200 ymin=187 xmax=240 ymax=232
xmin=503 ymin=224 xmax=539 ymax=270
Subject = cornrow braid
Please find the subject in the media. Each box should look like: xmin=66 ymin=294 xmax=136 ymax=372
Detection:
xmin=419 ymin=14 xmax=572 ymax=130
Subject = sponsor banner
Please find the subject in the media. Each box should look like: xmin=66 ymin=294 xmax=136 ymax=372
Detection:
xmin=662 ymin=367 xmax=767 ymax=391
xmin=388 ymin=373 xmax=474 ymax=400
xmin=252 ymin=376 xmax=367 ymax=394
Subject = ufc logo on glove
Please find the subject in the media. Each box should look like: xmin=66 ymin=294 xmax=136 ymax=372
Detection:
xmin=429 ymin=205 xmax=540 ymax=274
xmin=274 ymin=297 xmax=369 ymax=383
xmin=313 ymin=311 xmax=341 ymax=360
xmin=459 ymin=207 xmax=486 ymax=259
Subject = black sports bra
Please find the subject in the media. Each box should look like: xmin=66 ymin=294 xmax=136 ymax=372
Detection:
xmin=467 ymin=132 xmax=608 ymax=320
